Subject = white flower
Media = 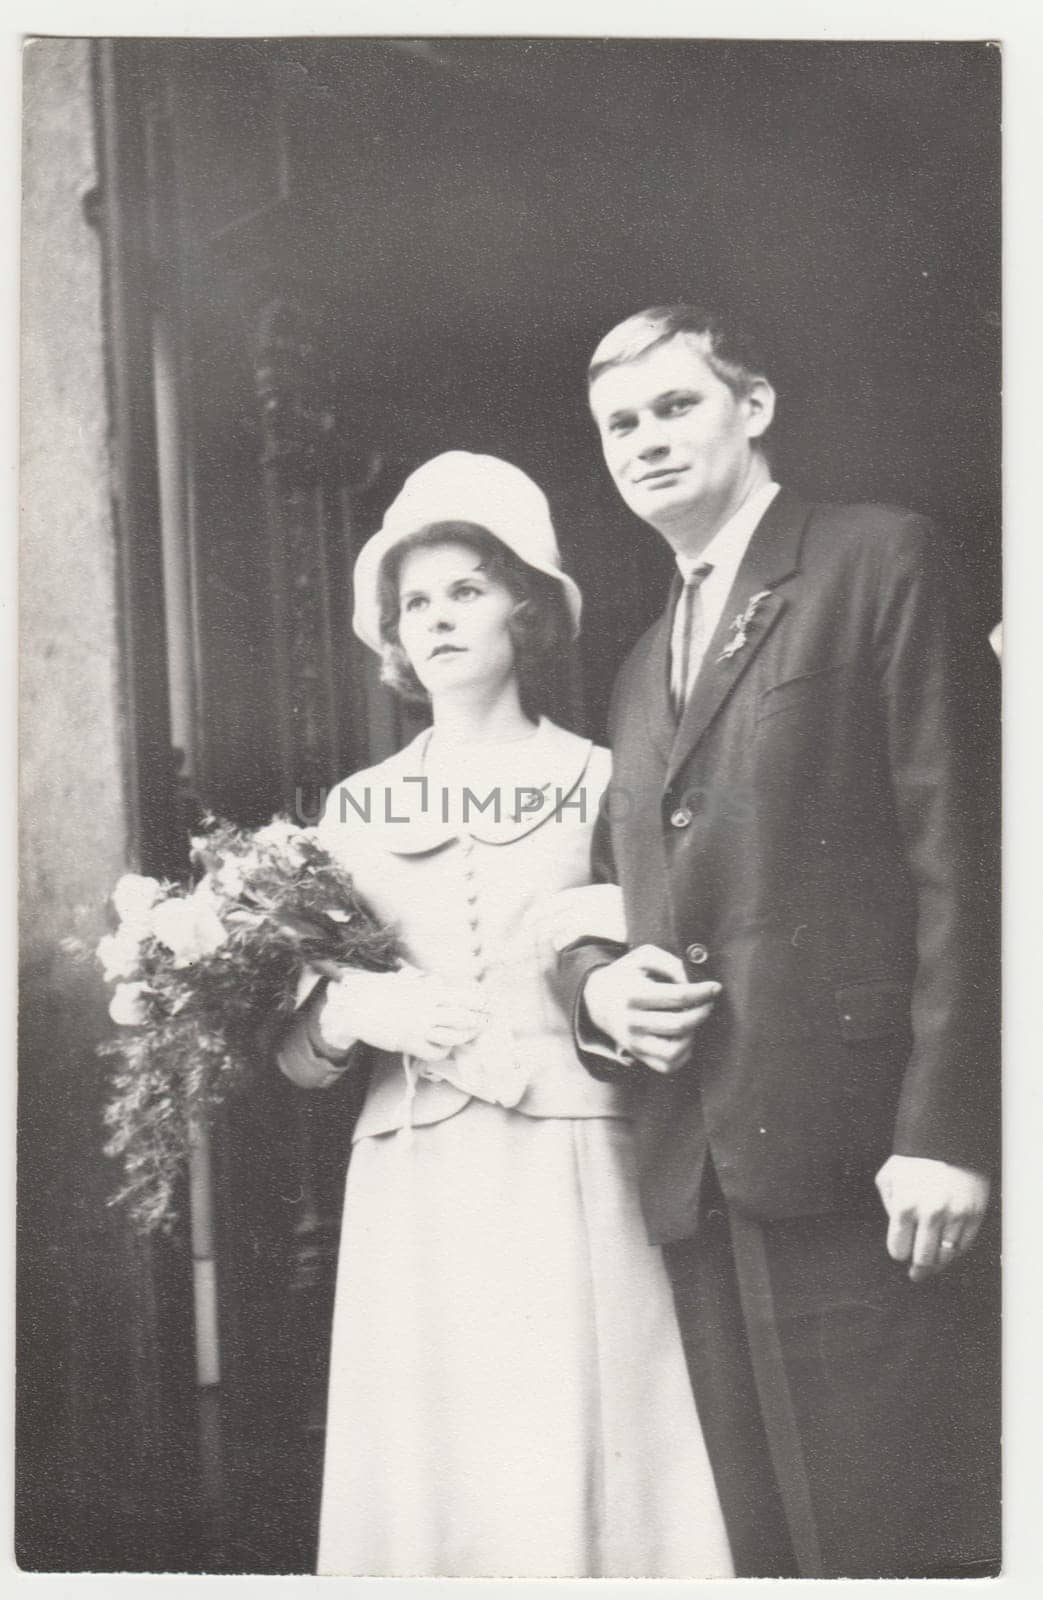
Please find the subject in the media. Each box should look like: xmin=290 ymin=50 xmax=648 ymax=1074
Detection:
xmin=108 ymin=981 xmax=153 ymax=1025
xmin=716 ymin=590 xmax=774 ymax=663
xmin=150 ymin=889 xmax=228 ymax=968
xmin=112 ymin=873 xmax=163 ymax=930
xmin=97 ymin=928 xmax=146 ymax=982
xmin=252 ymin=819 xmax=308 ymax=861
xmin=211 ymin=857 xmax=246 ymax=898
xmin=191 ymin=875 xmax=225 ymax=917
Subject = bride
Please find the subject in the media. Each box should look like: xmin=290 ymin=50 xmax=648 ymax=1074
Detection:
xmin=277 ymin=451 xmax=732 ymax=1579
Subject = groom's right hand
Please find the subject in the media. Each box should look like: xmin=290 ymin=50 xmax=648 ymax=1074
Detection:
xmin=582 ymin=945 xmax=721 ymax=1074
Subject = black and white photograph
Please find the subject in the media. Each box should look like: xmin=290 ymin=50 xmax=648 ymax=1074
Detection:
xmin=16 ymin=8 xmax=1018 ymax=1583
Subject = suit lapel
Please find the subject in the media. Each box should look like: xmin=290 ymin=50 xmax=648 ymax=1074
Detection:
xmin=666 ymin=489 xmax=811 ymax=786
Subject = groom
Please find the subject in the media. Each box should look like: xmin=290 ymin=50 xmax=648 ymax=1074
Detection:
xmin=562 ymin=304 xmax=1000 ymax=1578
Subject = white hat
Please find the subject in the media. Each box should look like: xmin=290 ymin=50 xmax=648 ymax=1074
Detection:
xmin=352 ymin=451 xmax=583 ymax=652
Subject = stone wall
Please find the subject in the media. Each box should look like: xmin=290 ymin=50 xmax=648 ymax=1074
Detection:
xmin=20 ymin=38 xmax=128 ymax=962
xmin=18 ymin=39 xmax=169 ymax=1570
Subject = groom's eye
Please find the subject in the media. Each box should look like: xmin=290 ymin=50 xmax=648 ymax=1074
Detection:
xmin=657 ymin=393 xmax=700 ymax=418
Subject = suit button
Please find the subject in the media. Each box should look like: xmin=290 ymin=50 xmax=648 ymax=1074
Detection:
xmin=685 ymin=942 xmax=710 ymax=965
xmin=669 ymin=807 xmax=693 ymax=829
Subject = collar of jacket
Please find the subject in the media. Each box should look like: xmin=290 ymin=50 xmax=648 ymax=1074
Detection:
xmin=335 ymin=716 xmax=598 ymax=855
xmin=640 ymin=486 xmax=812 ymax=780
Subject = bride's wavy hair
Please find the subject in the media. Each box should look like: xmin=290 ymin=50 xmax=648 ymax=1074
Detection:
xmin=375 ymin=521 xmax=572 ymax=718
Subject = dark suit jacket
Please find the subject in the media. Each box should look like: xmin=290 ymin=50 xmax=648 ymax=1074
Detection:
xmin=563 ymin=488 xmax=999 ymax=1244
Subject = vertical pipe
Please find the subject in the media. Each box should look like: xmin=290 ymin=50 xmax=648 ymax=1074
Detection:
xmin=153 ymin=313 xmax=220 ymax=1391
xmin=188 ymin=1123 xmax=220 ymax=1387
xmin=91 ymin=40 xmax=182 ymax=880
xmin=94 ymin=42 xmax=219 ymax=1398
xmin=152 ymin=314 xmax=199 ymax=766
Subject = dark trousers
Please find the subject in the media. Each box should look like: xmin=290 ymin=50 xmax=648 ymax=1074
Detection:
xmin=663 ymin=1163 xmax=1000 ymax=1579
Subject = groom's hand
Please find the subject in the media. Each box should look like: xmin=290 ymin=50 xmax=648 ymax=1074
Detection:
xmin=583 ymin=945 xmax=721 ymax=1075
xmin=875 ymin=1153 xmax=991 ymax=1282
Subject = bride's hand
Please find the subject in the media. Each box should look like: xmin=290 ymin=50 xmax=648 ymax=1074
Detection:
xmin=318 ymin=967 xmax=487 ymax=1059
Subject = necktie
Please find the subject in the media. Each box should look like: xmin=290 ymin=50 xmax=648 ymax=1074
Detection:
xmin=670 ymin=562 xmax=713 ymax=718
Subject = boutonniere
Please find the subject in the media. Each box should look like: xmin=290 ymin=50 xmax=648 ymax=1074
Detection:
xmin=717 ymin=590 xmax=774 ymax=663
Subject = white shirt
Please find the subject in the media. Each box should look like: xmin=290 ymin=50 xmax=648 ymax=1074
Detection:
xmin=672 ymin=480 xmax=780 ymax=692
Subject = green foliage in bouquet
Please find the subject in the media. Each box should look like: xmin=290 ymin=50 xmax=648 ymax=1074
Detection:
xmin=96 ymin=817 xmax=399 ymax=1233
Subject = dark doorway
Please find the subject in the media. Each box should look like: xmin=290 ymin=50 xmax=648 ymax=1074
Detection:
xmin=122 ymin=38 xmax=1002 ymax=824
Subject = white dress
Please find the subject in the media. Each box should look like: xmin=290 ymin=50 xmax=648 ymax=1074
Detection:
xmin=285 ymin=721 xmax=733 ymax=1579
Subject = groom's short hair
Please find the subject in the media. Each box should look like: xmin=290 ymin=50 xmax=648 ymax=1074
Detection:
xmin=587 ymin=304 xmax=770 ymax=400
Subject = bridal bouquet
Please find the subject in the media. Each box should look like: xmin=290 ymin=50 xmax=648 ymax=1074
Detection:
xmin=96 ymin=816 xmax=399 ymax=1233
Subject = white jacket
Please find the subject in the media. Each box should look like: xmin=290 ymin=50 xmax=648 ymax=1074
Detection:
xmin=277 ymin=718 xmax=629 ymax=1138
